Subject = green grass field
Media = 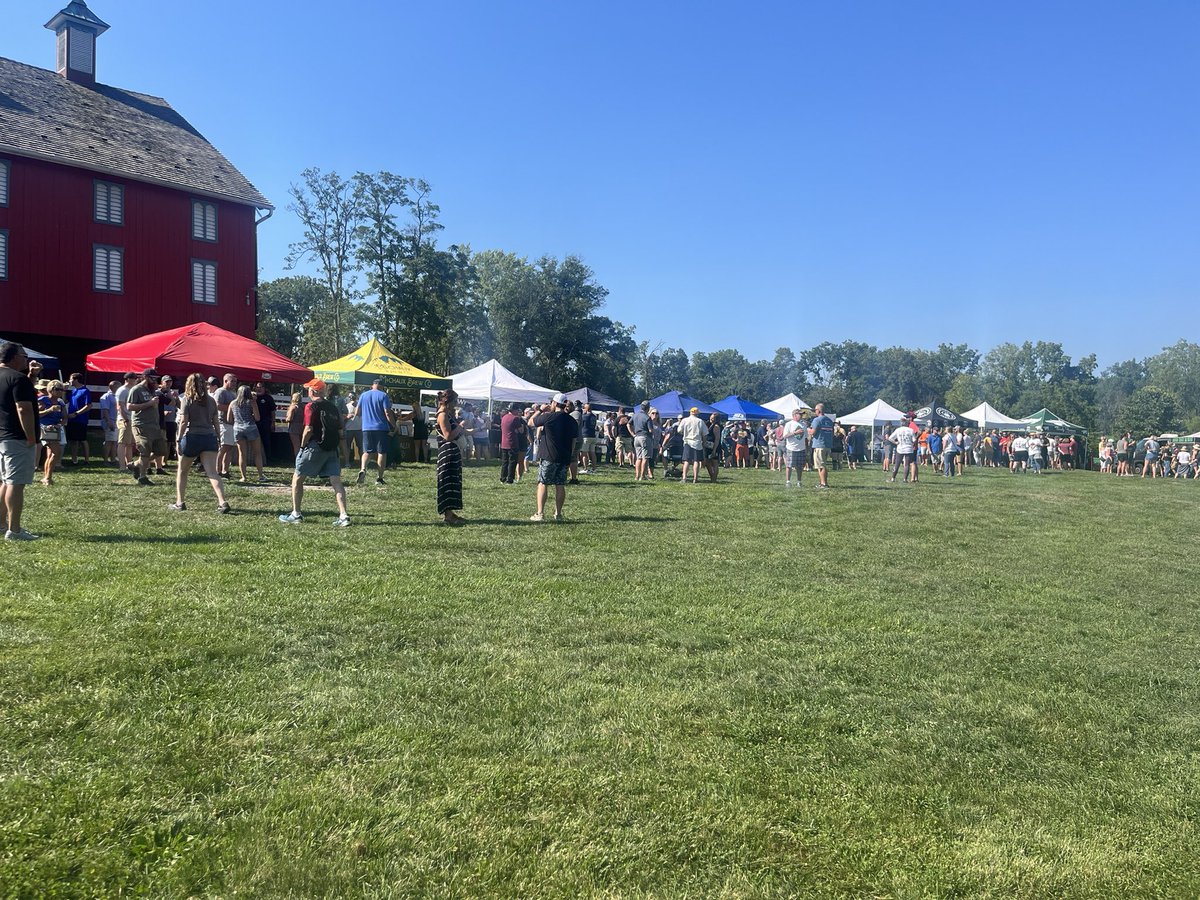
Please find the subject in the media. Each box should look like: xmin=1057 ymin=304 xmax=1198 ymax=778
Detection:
xmin=1 ymin=457 xmax=1197 ymax=897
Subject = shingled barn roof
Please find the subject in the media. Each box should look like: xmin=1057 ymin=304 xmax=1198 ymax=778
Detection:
xmin=0 ymin=55 xmax=272 ymax=209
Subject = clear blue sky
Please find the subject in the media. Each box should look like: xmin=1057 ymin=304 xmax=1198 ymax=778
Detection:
xmin=7 ymin=1 xmax=1198 ymax=369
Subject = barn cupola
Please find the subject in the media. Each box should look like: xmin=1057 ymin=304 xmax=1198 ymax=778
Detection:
xmin=44 ymin=1 xmax=110 ymax=87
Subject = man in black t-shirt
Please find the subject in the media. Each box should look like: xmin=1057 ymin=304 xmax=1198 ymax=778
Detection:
xmin=530 ymin=393 xmax=579 ymax=522
xmin=0 ymin=342 xmax=40 ymax=540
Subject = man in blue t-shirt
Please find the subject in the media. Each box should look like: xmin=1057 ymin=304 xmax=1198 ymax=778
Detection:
xmin=807 ymin=402 xmax=834 ymax=488
xmin=355 ymin=377 xmax=401 ymax=485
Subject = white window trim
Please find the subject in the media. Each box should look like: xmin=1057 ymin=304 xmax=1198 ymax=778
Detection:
xmin=0 ymin=229 xmax=8 ymax=281
xmin=191 ymin=199 xmax=218 ymax=242
xmin=191 ymin=258 xmax=217 ymax=305
xmin=0 ymin=159 xmax=10 ymax=207
xmin=93 ymin=180 xmax=124 ymax=225
xmin=93 ymin=244 xmax=123 ymax=294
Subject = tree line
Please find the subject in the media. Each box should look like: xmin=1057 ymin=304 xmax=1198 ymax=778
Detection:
xmin=257 ymin=168 xmax=1199 ymax=438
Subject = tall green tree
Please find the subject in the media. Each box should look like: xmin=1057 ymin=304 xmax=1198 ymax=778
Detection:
xmin=351 ymin=171 xmax=409 ymax=349
xmin=1115 ymin=385 xmax=1182 ymax=438
xmin=285 ymin=168 xmax=362 ymax=357
xmin=1146 ymin=340 xmax=1200 ymax=428
xmin=257 ymin=275 xmax=363 ymax=365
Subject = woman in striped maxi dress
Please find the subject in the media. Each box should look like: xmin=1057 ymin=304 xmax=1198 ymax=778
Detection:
xmin=436 ymin=389 xmax=465 ymax=525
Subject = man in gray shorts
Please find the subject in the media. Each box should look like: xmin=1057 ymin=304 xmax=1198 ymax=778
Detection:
xmin=631 ymin=400 xmax=653 ymax=481
xmin=215 ymin=372 xmax=238 ymax=477
xmin=279 ymin=379 xmax=350 ymax=527
xmin=0 ymin=342 xmax=39 ymax=541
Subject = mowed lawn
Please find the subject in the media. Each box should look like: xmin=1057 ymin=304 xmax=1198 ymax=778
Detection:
xmin=1 ymin=458 xmax=1197 ymax=897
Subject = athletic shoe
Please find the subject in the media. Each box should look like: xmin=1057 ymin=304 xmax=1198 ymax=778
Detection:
xmin=567 ymin=478 xmax=580 ymax=485
xmin=278 ymin=512 xmax=303 ymax=524
xmin=529 ymin=513 xmax=544 ymax=522
xmin=155 ymin=467 xmax=168 ymax=475
xmin=375 ymin=477 xmax=386 ymax=486
xmin=785 ymin=480 xmax=790 ymax=487
xmin=332 ymin=516 xmax=351 ymax=527
xmin=137 ymin=476 xmax=155 ymax=486
xmin=167 ymin=502 xmax=187 ymax=511
xmin=217 ymin=502 xmax=231 ymax=514
xmin=4 ymin=528 xmax=39 ymax=541
xmin=553 ymin=512 xmax=565 ymax=522
xmin=356 ymin=471 xmax=366 ymax=485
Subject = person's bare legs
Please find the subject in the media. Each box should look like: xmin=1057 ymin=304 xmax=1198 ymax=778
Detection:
xmin=236 ymin=439 xmax=249 ymax=481
xmin=1 ymin=483 xmax=26 ymax=533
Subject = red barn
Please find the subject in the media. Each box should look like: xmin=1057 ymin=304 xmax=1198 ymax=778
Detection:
xmin=0 ymin=1 xmax=273 ymax=373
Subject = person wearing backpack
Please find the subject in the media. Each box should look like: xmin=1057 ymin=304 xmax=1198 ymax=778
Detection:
xmin=278 ymin=378 xmax=351 ymax=527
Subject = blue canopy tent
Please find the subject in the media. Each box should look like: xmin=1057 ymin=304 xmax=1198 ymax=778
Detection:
xmin=645 ymin=390 xmax=718 ymax=419
xmin=563 ymin=386 xmax=628 ymax=411
xmin=712 ymin=395 xmax=780 ymax=420
xmin=0 ymin=337 xmax=59 ymax=372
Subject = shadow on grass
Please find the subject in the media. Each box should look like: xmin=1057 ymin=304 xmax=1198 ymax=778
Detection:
xmin=85 ymin=534 xmax=225 ymax=545
xmin=607 ymin=514 xmax=676 ymax=523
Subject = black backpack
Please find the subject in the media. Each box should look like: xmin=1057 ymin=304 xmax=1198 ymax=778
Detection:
xmin=310 ymin=399 xmax=342 ymax=451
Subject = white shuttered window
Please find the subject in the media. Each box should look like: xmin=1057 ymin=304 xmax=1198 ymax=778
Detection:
xmin=192 ymin=260 xmax=217 ymax=305
xmin=94 ymin=181 xmax=124 ymax=224
xmin=0 ymin=230 xmax=8 ymax=280
xmin=0 ymin=160 xmax=9 ymax=206
xmin=93 ymin=245 xmax=123 ymax=293
xmin=191 ymin=200 xmax=218 ymax=241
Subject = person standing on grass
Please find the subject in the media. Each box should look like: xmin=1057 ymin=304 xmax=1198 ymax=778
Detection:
xmin=677 ymin=406 xmax=707 ymax=484
xmin=530 ymin=393 xmax=579 ymax=522
xmin=64 ymin=373 xmax=91 ymax=466
xmin=279 ymin=379 xmax=350 ymax=527
xmin=1141 ymin=435 xmax=1160 ymax=479
xmin=127 ymin=370 xmax=167 ymax=486
xmin=0 ymin=342 xmax=39 ymax=541
xmin=435 ymin=389 xmax=465 ymax=526
xmin=254 ymin=383 xmax=276 ymax=463
xmin=889 ymin=419 xmax=918 ymax=483
xmin=942 ymin=426 xmax=960 ymax=477
xmin=499 ymin=403 xmax=525 ymax=485
xmin=215 ymin=373 xmax=238 ymax=479
xmin=115 ymin=371 xmax=139 ymax=472
xmin=227 ymin=385 xmax=267 ymax=483
xmin=631 ymin=400 xmax=653 ymax=481
xmin=578 ymin=403 xmax=598 ymax=473
xmin=170 ymin=373 xmax=230 ymax=514
xmin=37 ymin=381 xmax=67 ymax=486
xmin=808 ymin=402 xmax=834 ymax=489
xmin=356 ymin=377 xmax=396 ymax=486
xmin=99 ymin=380 xmax=119 ymax=465
xmin=1026 ymin=433 xmax=1044 ymax=474
xmin=782 ymin=409 xmax=808 ymax=487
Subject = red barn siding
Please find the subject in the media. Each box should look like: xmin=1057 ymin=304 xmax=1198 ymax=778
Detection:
xmin=0 ymin=153 xmax=259 ymax=345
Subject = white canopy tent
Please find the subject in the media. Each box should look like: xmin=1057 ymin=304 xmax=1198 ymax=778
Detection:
xmin=838 ymin=398 xmax=908 ymax=427
xmin=762 ymin=392 xmax=812 ymax=418
xmin=434 ymin=359 xmax=557 ymax=409
xmin=960 ymin=401 xmax=1027 ymax=430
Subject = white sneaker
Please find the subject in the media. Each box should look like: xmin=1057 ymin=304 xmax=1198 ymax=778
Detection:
xmin=332 ymin=516 xmax=351 ymax=527
xmin=4 ymin=528 xmax=39 ymax=541
xmin=278 ymin=512 xmax=303 ymax=524
xmin=529 ymin=513 xmax=544 ymax=522
xmin=785 ymin=480 xmax=790 ymax=487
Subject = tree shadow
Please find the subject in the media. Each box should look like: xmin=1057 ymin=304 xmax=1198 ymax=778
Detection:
xmin=85 ymin=534 xmax=225 ymax=544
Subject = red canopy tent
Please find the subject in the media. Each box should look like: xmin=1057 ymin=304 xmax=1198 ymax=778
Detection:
xmin=86 ymin=322 xmax=312 ymax=383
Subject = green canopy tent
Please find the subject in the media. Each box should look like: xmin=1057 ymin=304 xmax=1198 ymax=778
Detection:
xmin=1020 ymin=408 xmax=1089 ymax=468
xmin=1019 ymin=408 xmax=1088 ymax=436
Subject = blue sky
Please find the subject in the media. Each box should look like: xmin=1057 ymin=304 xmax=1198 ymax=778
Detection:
xmin=7 ymin=1 xmax=1198 ymax=369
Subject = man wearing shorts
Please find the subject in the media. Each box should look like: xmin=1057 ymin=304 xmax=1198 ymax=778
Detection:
xmin=578 ymin=403 xmax=598 ymax=472
xmin=529 ymin=393 xmax=578 ymax=521
xmin=115 ymin=371 xmax=138 ymax=471
xmin=279 ymin=379 xmax=350 ymax=527
xmin=0 ymin=342 xmax=40 ymax=541
xmin=677 ymin=406 xmax=707 ymax=484
xmin=808 ymin=402 xmax=834 ymax=489
xmin=215 ymin=373 xmax=238 ymax=477
xmin=64 ymin=372 xmax=92 ymax=465
xmin=127 ymin=369 xmax=167 ymax=485
xmin=99 ymin=380 xmax=119 ymax=464
xmin=782 ymin=409 xmax=808 ymax=487
xmin=355 ymin=377 xmax=396 ymax=485
xmin=889 ymin=419 xmax=918 ymax=483
xmin=631 ymin=400 xmax=653 ymax=481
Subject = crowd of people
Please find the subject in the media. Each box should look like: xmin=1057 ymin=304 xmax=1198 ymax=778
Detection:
xmin=2 ymin=340 xmax=1195 ymax=542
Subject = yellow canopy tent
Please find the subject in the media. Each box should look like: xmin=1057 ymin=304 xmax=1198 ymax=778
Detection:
xmin=310 ymin=339 xmax=451 ymax=391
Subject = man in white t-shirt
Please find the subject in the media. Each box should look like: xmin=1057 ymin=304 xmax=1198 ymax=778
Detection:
xmin=889 ymin=420 xmax=918 ymax=483
xmin=677 ymin=407 xmax=707 ymax=484
xmin=782 ymin=409 xmax=808 ymax=487
xmin=1174 ymin=447 xmax=1192 ymax=479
